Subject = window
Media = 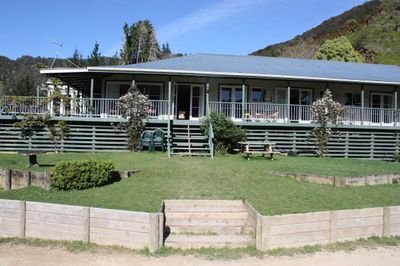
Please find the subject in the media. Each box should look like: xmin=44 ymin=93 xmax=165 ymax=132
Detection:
xmin=251 ymin=88 xmax=264 ymax=102
xmin=220 ymin=86 xmax=242 ymax=102
xmin=344 ymin=92 xmax=361 ymax=106
xmin=137 ymin=84 xmax=162 ymax=100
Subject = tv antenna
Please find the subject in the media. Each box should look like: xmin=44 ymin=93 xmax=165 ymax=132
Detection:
xmin=47 ymin=37 xmax=79 ymax=68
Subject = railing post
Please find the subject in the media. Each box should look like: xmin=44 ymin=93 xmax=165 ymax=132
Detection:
xmin=361 ymin=85 xmax=365 ymax=126
xmin=90 ymin=78 xmax=94 ymax=116
xmin=167 ymin=79 xmax=172 ymax=158
xmin=286 ymin=82 xmax=291 ymax=123
xmin=242 ymin=80 xmax=246 ymax=121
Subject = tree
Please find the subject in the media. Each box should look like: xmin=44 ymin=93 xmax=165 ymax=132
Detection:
xmin=121 ymin=20 xmax=161 ymax=64
xmin=47 ymin=120 xmax=69 ymax=153
xmin=13 ymin=74 xmax=36 ymax=96
xmin=160 ymin=43 xmax=172 ymax=59
xmin=70 ymin=48 xmax=85 ymax=67
xmin=311 ymin=89 xmax=345 ymax=157
xmin=315 ymin=36 xmax=365 ymax=63
xmin=107 ymin=51 xmax=121 ymax=65
xmin=119 ymin=86 xmax=151 ymax=151
xmin=87 ymin=42 xmax=105 ymax=66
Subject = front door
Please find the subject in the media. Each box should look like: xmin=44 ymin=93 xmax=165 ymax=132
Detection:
xmin=371 ymin=93 xmax=393 ymax=124
xmin=176 ymin=84 xmax=204 ymax=120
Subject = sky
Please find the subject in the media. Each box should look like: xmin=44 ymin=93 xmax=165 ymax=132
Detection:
xmin=0 ymin=0 xmax=367 ymax=60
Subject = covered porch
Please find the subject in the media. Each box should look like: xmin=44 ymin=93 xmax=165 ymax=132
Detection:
xmin=1 ymin=75 xmax=399 ymax=127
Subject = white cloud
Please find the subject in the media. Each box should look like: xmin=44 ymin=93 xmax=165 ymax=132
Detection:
xmin=158 ymin=0 xmax=267 ymax=41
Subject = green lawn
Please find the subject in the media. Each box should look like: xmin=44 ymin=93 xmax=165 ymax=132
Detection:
xmin=0 ymin=152 xmax=399 ymax=215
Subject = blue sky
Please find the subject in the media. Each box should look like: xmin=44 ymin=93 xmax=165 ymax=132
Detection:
xmin=0 ymin=0 xmax=367 ymax=59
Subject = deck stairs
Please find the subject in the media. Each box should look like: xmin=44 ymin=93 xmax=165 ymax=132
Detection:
xmin=170 ymin=123 xmax=212 ymax=157
xmin=163 ymin=200 xmax=256 ymax=249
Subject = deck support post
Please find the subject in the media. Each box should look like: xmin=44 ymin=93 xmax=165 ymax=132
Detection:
xmin=394 ymin=87 xmax=398 ymax=126
xmin=242 ymin=80 xmax=246 ymax=121
xmin=90 ymin=78 xmax=94 ymax=116
xmin=206 ymin=81 xmax=210 ymax=116
xmin=286 ymin=82 xmax=291 ymax=123
xmin=361 ymin=85 xmax=365 ymax=126
xmin=167 ymin=78 xmax=172 ymax=158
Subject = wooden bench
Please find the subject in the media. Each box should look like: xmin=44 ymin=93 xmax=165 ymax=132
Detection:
xmin=243 ymin=150 xmax=281 ymax=160
xmin=238 ymin=141 xmax=281 ymax=160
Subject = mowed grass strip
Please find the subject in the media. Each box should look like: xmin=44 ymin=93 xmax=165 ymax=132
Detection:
xmin=0 ymin=152 xmax=399 ymax=215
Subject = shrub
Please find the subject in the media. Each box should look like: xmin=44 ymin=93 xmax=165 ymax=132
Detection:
xmin=51 ymin=160 xmax=114 ymax=190
xmin=201 ymin=112 xmax=246 ymax=153
xmin=119 ymin=85 xmax=151 ymax=151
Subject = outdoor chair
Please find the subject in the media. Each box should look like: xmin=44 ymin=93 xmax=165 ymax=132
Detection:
xmin=139 ymin=130 xmax=154 ymax=151
xmin=152 ymin=128 xmax=165 ymax=151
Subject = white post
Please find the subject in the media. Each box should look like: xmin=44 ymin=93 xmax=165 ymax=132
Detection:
xmin=167 ymin=79 xmax=172 ymax=158
xmin=90 ymin=78 xmax=94 ymax=116
xmin=242 ymin=81 xmax=246 ymax=120
xmin=286 ymin=82 xmax=291 ymax=123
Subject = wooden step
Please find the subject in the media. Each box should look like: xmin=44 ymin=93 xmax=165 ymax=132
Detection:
xmin=164 ymin=203 xmax=247 ymax=213
xmin=165 ymin=211 xmax=249 ymax=220
xmin=166 ymin=217 xmax=252 ymax=227
xmin=168 ymin=225 xmax=254 ymax=235
xmin=164 ymin=234 xmax=255 ymax=249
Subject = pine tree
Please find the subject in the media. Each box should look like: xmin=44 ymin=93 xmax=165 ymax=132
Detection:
xmin=87 ymin=42 xmax=105 ymax=66
xmin=70 ymin=48 xmax=85 ymax=67
xmin=120 ymin=20 xmax=161 ymax=64
xmin=161 ymin=43 xmax=172 ymax=59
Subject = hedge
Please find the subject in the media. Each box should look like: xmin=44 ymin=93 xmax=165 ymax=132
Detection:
xmin=51 ymin=160 xmax=114 ymax=190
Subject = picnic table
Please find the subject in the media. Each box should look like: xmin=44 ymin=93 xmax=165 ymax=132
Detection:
xmin=18 ymin=150 xmax=46 ymax=167
xmin=238 ymin=141 xmax=280 ymax=160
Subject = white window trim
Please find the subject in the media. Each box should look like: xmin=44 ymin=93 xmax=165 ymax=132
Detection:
xmin=370 ymin=92 xmax=394 ymax=108
xmin=219 ymin=85 xmax=244 ymax=103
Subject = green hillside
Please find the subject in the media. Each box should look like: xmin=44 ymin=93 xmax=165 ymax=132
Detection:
xmin=252 ymin=0 xmax=400 ymax=65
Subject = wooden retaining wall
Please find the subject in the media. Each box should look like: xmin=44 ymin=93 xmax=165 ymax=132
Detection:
xmin=0 ymin=199 xmax=161 ymax=252
xmin=256 ymin=206 xmax=400 ymax=250
xmin=1 ymin=198 xmax=400 ymax=251
xmin=0 ymin=199 xmax=25 ymax=238
xmin=273 ymin=172 xmax=400 ymax=187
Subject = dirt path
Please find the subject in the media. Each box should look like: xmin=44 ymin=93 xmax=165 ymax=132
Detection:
xmin=0 ymin=245 xmax=400 ymax=266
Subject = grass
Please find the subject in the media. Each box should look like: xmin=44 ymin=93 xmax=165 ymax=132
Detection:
xmin=1 ymin=236 xmax=400 ymax=260
xmin=0 ymin=152 xmax=400 ymax=215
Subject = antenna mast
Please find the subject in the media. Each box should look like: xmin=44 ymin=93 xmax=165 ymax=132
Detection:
xmin=47 ymin=37 xmax=79 ymax=68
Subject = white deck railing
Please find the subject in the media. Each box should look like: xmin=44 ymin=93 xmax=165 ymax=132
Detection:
xmin=1 ymin=97 xmax=399 ymax=126
xmin=0 ymin=96 xmax=169 ymax=119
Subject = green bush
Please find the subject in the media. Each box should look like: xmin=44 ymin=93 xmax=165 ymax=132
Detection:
xmin=51 ymin=160 xmax=114 ymax=190
xmin=201 ymin=112 xmax=246 ymax=153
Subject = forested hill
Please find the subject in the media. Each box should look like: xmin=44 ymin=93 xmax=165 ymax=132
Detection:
xmin=0 ymin=56 xmax=70 ymax=96
xmin=0 ymin=55 xmax=119 ymax=96
xmin=252 ymin=0 xmax=400 ymax=65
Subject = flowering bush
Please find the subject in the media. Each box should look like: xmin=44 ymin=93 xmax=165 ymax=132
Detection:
xmin=311 ymin=89 xmax=344 ymax=157
xmin=119 ymin=86 xmax=151 ymax=151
